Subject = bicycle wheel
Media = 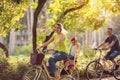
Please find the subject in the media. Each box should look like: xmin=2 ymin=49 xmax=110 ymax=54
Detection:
xmin=70 ymin=67 xmax=79 ymax=80
xmin=113 ymin=60 xmax=120 ymax=80
xmin=60 ymin=67 xmax=79 ymax=80
xmin=22 ymin=66 xmax=47 ymax=80
xmin=85 ymin=61 xmax=103 ymax=80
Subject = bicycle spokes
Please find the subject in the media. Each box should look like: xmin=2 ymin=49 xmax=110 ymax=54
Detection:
xmin=86 ymin=61 xmax=103 ymax=79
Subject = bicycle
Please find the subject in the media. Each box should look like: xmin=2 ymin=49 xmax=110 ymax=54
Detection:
xmin=22 ymin=49 xmax=79 ymax=80
xmin=85 ymin=49 xmax=120 ymax=80
xmin=113 ymin=58 xmax=120 ymax=80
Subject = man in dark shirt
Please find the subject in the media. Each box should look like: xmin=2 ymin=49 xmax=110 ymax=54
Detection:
xmin=96 ymin=28 xmax=120 ymax=72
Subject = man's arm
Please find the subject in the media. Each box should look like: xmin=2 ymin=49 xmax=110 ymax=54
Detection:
xmin=106 ymin=41 xmax=115 ymax=50
xmin=96 ymin=41 xmax=106 ymax=49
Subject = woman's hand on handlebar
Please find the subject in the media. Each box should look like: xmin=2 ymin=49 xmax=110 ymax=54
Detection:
xmin=36 ymin=46 xmax=40 ymax=51
xmin=48 ymin=48 xmax=54 ymax=51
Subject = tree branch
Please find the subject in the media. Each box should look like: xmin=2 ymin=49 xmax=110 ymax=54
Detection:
xmin=56 ymin=0 xmax=89 ymax=22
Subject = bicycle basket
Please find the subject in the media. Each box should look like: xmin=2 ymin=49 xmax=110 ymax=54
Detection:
xmin=30 ymin=52 xmax=44 ymax=65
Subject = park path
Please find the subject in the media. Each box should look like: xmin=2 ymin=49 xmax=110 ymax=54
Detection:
xmin=81 ymin=76 xmax=116 ymax=80
xmin=102 ymin=77 xmax=116 ymax=80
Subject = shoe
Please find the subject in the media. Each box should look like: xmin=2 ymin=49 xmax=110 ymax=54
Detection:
xmin=115 ymin=65 xmax=119 ymax=70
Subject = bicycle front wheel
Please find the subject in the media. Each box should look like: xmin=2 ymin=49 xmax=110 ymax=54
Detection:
xmin=85 ymin=61 xmax=103 ymax=80
xmin=22 ymin=66 xmax=47 ymax=80
xmin=113 ymin=59 xmax=120 ymax=80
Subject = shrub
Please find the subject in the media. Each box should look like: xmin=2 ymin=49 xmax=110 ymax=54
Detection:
xmin=14 ymin=44 xmax=32 ymax=56
xmin=0 ymin=54 xmax=30 ymax=80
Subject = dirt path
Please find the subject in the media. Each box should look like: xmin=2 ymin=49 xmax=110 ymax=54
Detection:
xmin=81 ymin=76 xmax=117 ymax=80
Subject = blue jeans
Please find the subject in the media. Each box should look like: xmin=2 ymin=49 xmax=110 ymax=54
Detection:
xmin=104 ymin=51 xmax=120 ymax=60
xmin=47 ymin=50 xmax=67 ymax=76
xmin=68 ymin=55 xmax=74 ymax=60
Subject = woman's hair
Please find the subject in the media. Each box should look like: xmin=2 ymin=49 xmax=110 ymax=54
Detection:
xmin=56 ymin=23 xmax=63 ymax=31
xmin=56 ymin=23 xmax=68 ymax=34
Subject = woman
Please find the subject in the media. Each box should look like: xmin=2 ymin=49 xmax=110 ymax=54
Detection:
xmin=37 ymin=23 xmax=68 ymax=80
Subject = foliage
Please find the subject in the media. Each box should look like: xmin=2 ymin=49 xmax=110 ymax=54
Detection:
xmin=0 ymin=54 xmax=30 ymax=80
xmin=14 ymin=44 xmax=32 ymax=56
xmin=47 ymin=0 xmax=120 ymax=32
xmin=0 ymin=44 xmax=108 ymax=79
xmin=0 ymin=0 xmax=31 ymax=37
xmin=37 ymin=29 xmax=47 ymax=46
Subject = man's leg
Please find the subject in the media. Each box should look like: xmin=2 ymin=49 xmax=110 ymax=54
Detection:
xmin=103 ymin=51 xmax=111 ymax=72
xmin=103 ymin=58 xmax=108 ymax=71
xmin=109 ymin=51 xmax=120 ymax=70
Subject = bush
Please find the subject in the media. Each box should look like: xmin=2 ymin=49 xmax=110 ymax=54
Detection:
xmin=14 ymin=44 xmax=32 ymax=56
xmin=0 ymin=44 xmax=103 ymax=79
xmin=0 ymin=54 xmax=30 ymax=80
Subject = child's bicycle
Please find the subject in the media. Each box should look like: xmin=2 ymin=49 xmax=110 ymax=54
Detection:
xmin=85 ymin=49 xmax=120 ymax=80
xmin=22 ymin=49 xmax=79 ymax=80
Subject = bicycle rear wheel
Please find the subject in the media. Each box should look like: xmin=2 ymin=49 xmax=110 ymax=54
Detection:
xmin=70 ymin=67 xmax=79 ymax=80
xmin=60 ymin=67 xmax=79 ymax=80
xmin=22 ymin=66 xmax=47 ymax=80
xmin=85 ymin=61 xmax=103 ymax=80
xmin=113 ymin=60 xmax=120 ymax=80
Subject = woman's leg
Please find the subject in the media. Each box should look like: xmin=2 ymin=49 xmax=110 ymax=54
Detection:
xmin=48 ymin=51 xmax=67 ymax=78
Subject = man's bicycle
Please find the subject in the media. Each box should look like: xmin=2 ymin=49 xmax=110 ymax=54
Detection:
xmin=22 ymin=49 xmax=79 ymax=80
xmin=85 ymin=49 xmax=120 ymax=80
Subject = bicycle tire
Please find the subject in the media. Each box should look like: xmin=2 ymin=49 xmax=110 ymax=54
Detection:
xmin=60 ymin=67 xmax=79 ymax=80
xmin=70 ymin=67 xmax=80 ymax=80
xmin=113 ymin=59 xmax=120 ymax=80
xmin=22 ymin=66 xmax=47 ymax=80
xmin=85 ymin=61 xmax=103 ymax=80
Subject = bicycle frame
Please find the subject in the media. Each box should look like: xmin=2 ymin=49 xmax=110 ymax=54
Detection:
xmin=95 ymin=49 xmax=115 ymax=71
xmin=41 ymin=60 xmax=53 ymax=79
xmin=23 ymin=49 xmax=79 ymax=80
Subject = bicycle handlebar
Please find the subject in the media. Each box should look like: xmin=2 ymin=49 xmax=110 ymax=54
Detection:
xmin=36 ymin=48 xmax=54 ymax=54
xmin=93 ymin=48 xmax=107 ymax=51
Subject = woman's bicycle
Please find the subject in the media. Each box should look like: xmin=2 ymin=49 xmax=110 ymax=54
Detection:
xmin=85 ymin=49 xmax=120 ymax=80
xmin=22 ymin=49 xmax=79 ymax=80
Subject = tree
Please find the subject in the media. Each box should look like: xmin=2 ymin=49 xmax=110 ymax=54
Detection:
xmin=0 ymin=0 xmax=30 ymax=56
xmin=32 ymin=0 xmax=47 ymax=52
xmin=47 ymin=0 xmax=120 ymax=32
xmin=0 ymin=0 xmax=30 ymax=37
xmin=0 ymin=42 xmax=8 ymax=57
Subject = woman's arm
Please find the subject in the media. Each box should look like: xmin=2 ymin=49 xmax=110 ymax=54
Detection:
xmin=39 ymin=35 xmax=54 ymax=48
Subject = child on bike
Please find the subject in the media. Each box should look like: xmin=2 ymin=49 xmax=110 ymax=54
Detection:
xmin=64 ymin=34 xmax=80 ymax=70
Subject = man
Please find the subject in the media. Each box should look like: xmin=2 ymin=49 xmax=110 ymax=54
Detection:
xmin=96 ymin=28 xmax=120 ymax=72
xmin=37 ymin=23 xmax=68 ymax=80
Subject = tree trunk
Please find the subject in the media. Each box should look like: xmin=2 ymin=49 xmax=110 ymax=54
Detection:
xmin=0 ymin=36 xmax=9 ymax=57
xmin=9 ymin=29 xmax=16 ymax=55
xmin=0 ymin=42 xmax=9 ymax=58
xmin=32 ymin=0 xmax=47 ymax=52
xmin=27 ymin=5 xmax=33 ymax=44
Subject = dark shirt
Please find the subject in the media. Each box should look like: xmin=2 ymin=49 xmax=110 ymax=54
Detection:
xmin=105 ymin=35 xmax=120 ymax=51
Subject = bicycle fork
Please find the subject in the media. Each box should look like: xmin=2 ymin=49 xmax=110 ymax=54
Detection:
xmin=33 ymin=68 xmax=42 ymax=80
